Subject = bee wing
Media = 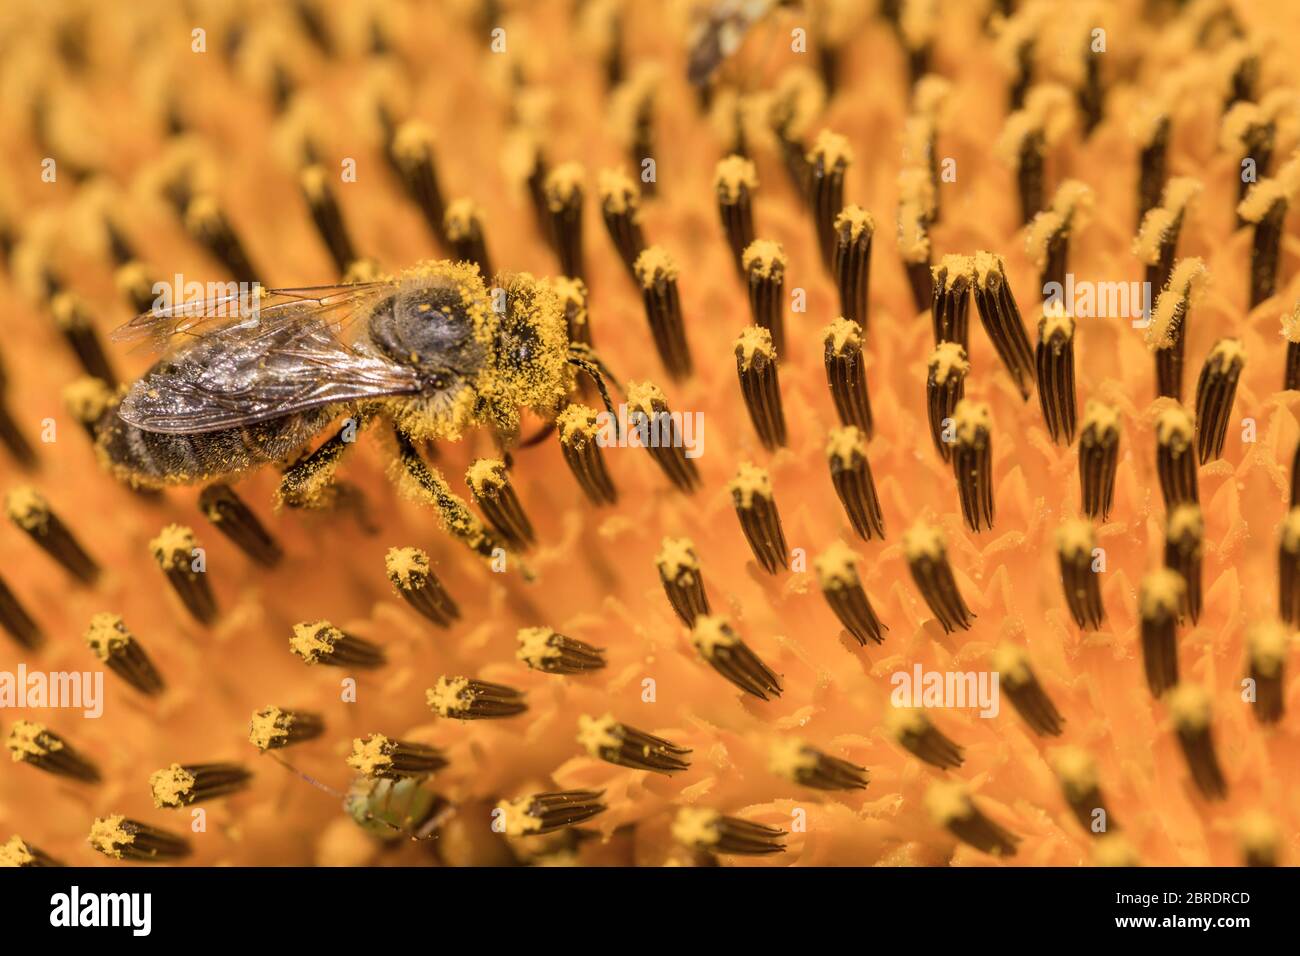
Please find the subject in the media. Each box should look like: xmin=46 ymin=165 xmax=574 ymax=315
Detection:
xmin=116 ymin=288 xmax=423 ymax=435
xmin=111 ymin=282 xmax=387 ymax=354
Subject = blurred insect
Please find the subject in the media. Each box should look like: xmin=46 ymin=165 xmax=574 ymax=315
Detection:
xmin=687 ymin=0 xmax=798 ymax=87
xmin=97 ymin=260 xmax=617 ymax=560
xmin=345 ymin=776 xmax=454 ymax=842
xmin=265 ymin=751 xmax=453 ymax=842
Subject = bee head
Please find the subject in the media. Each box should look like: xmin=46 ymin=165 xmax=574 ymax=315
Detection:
xmin=373 ymin=260 xmax=495 ymax=440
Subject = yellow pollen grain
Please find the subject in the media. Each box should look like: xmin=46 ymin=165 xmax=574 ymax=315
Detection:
xmin=5 ymin=486 xmax=50 ymax=532
xmin=1050 ymin=179 xmax=1093 ymax=219
xmin=972 ymin=250 xmax=1005 ymax=288
xmin=885 ymin=705 xmax=928 ymax=738
xmin=149 ymin=764 xmax=197 ymax=808
xmin=1135 ymin=178 xmax=1203 ymax=262
xmin=290 ymin=620 xmax=340 ymax=664
xmin=735 ymin=326 xmax=775 ymax=370
xmin=466 ymin=458 xmax=507 ymax=496
xmin=1093 ymin=834 xmax=1140 ymax=867
xmin=912 ymin=74 xmax=951 ymax=117
xmin=770 ymin=67 xmax=825 ymax=141
xmin=1247 ymin=622 xmax=1290 ymax=675
xmin=1237 ymin=811 xmax=1280 ymax=859
xmin=822 ymin=316 xmax=861 ymax=354
xmin=742 ymin=239 xmax=786 ymax=278
xmin=1051 ymin=745 xmax=1099 ymax=796
xmin=989 ymin=644 xmax=1031 ymax=685
xmin=1155 ymin=406 xmax=1195 ymax=447
xmin=298 ymin=164 xmax=329 ymax=200
xmin=553 ymin=275 xmax=587 ymax=312
xmin=626 ymin=380 xmax=667 ymax=415
xmin=834 ymin=204 xmax=875 ymax=242
xmin=1140 ymin=569 xmax=1186 ymax=619
xmin=813 ymin=539 xmax=860 ymax=591
xmin=343 ymin=259 xmax=380 ymax=283
xmin=114 ymin=260 xmax=150 ymax=296
xmin=556 ymin=404 xmax=601 ymax=444
xmin=768 ymin=738 xmax=819 ymax=781
xmin=183 ymin=194 xmax=221 ymax=232
xmin=443 ymin=198 xmax=481 ymax=241
xmin=7 ymin=721 xmax=56 ymax=761
xmin=391 ymin=120 xmax=434 ymax=164
xmin=656 ymin=537 xmax=699 ymax=580
xmin=691 ymin=614 xmax=738 ymax=658
xmin=1134 ymin=208 xmax=1175 ymax=264
xmin=825 ymin=425 xmax=867 ymax=467
xmin=1206 ymin=338 xmax=1246 ymax=372
xmin=1039 ymin=308 xmax=1075 ymax=342
xmin=1162 ymin=177 xmax=1203 ymax=217
xmin=50 ymin=293 xmax=87 ymax=330
xmin=923 ymin=780 xmax=971 ymax=825
xmin=544 ymin=162 xmax=585 ymax=211
xmin=1168 ymin=683 xmax=1212 ymax=731
xmin=671 ymin=806 xmax=721 ymax=847
xmin=633 ymin=245 xmax=677 ymax=288
xmin=497 ymin=795 xmax=545 ymax=836
xmin=88 ymin=815 xmax=131 ymax=858
xmin=897 ymin=165 xmax=935 ymax=214
xmin=727 ymin=462 xmax=773 ymax=508
xmin=1220 ymin=101 xmax=1264 ymax=152
xmin=928 ymin=342 xmax=969 ymax=383
xmin=1055 ymin=518 xmax=1095 ymax=559
xmin=248 ymin=707 xmax=289 ymax=751
xmin=1167 ymin=504 xmax=1203 ymax=543
xmin=1025 ymin=210 xmax=1065 ymax=268
xmin=576 ymin=713 xmax=621 ymax=756
xmin=384 ymin=546 xmax=429 ymax=591
xmin=897 ymin=197 xmax=931 ymax=263
xmin=934 ymin=254 xmax=974 ymax=291
xmin=597 ymin=168 xmax=640 ymax=215
xmin=1238 ymin=157 xmax=1300 ymax=222
xmin=1282 ymin=302 xmax=1300 ymax=344
xmin=903 ymin=521 xmax=946 ymax=560
xmin=714 ymin=155 xmax=758 ymax=204
xmin=346 ymin=735 xmax=394 ymax=776
xmin=85 ymin=613 xmax=130 ymax=660
xmin=0 ymin=836 xmax=35 ymax=867
xmin=149 ymin=523 xmax=197 ymax=565
xmin=1082 ymin=400 xmax=1120 ymax=438
xmin=1283 ymin=508 xmax=1300 ymax=553
xmin=426 ymin=676 xmax=471 ymax=717
xmin=952 ymin=399 xmax=991 ymax=444
xmin=62 ymin=377 xmax=112 ymax=423
xmin=516 ymin=626 xmax=559 ymax=664
xmin=807 ymin=128 xmax=854 ymax=169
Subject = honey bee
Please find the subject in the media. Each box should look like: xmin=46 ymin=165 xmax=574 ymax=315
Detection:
xmin=98 ymin=260 xmax=616 ymax=559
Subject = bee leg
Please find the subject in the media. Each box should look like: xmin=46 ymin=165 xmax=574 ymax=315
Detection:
xmin=567 ymin=344 xmax=621 ymax=439
xmin=568 ymin=343 xmax=622 ymax=392
xmin=391 ymin=428 xmax=507 ymax=563
xmin=517 ymin=419 xmax=557 ymax=448
xmin=275 ymin=416 xmax=365 ymax=509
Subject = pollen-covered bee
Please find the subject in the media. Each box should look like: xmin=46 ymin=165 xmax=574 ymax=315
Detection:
xmin=96 ymin=260 xmax=616 ymax=560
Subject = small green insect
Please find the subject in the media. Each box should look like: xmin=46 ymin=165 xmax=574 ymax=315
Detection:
xmin=345 ymin=776 xmax=452 ymax=841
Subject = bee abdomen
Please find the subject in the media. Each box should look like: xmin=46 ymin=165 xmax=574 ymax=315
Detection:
xmin=96 ymin=406 xmax=334 ymax=488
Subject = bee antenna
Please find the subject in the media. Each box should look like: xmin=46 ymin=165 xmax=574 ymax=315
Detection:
xmin=263 ymin=751 xmax=345 ymax=800
xmin=264 ymin=751 xmax=429 ymax=839
xmin=567 ymin=348 xmax=621 ymax=440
